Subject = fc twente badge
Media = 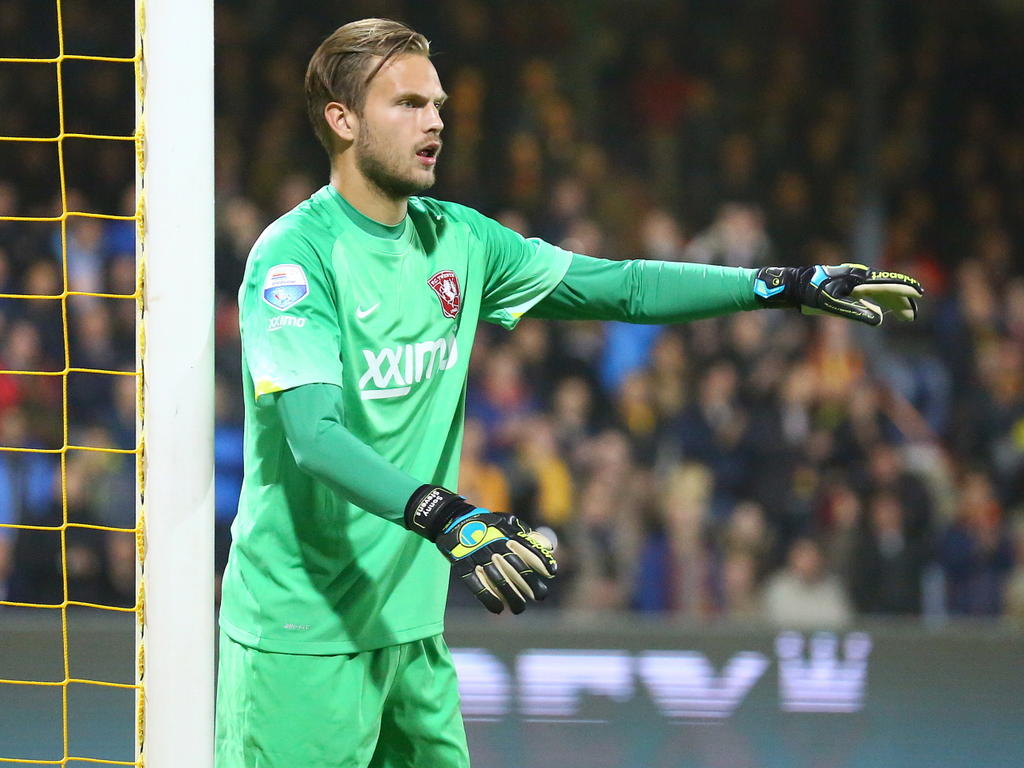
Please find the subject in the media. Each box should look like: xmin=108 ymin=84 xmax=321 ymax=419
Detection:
xmin=428 ymin=270 xmax=461 ymax=319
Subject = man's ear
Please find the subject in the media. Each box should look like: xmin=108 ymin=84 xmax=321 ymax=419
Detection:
xmin=324 ymin=102 xmax=356 ymax=144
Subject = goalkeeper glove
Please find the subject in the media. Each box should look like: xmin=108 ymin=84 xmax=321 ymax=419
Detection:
xmin=754 ymin=263 xmax=923 ymax=326
xmin=405 ymin=485 xmax=557 ymax=615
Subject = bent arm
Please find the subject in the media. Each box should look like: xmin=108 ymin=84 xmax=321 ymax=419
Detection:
xmin=274 ymin=383 xmax=421 ymax=524
xmin=527 ymin=252 xmax=760 ymax=323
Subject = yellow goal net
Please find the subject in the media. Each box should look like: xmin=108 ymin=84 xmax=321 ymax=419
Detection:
xmin=0 ymin=1 xmax=214 ymax=766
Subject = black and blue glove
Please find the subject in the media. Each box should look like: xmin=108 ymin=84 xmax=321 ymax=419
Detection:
xmin=754 ymin=263 xmax=923 ymax=326
xmin=405 ymin=485 xmax=557 ymax=614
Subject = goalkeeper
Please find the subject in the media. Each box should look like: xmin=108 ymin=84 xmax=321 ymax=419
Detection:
xmin=215 ymin=17 xmax=923 ymax=768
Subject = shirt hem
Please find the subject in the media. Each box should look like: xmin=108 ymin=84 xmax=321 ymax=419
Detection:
xmin=219 ymin=617 xmax=446 ymax=655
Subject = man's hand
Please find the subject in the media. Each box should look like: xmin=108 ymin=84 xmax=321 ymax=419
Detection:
xmin=754 ymin=263 xmax=923 ymax=326
xmin=405 ymin=485 xmax=557 ymax=614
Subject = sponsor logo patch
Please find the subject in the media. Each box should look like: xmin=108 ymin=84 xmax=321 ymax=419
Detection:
xmin=357 ymin=333 xmax=459 ymax=400
xmin=428 ymin=270 xmax=461 ymax=319
xmin=262 ymin=263 xmax=309 ymax=311
xmin=267 ymin=315 xmax=306 ymax=332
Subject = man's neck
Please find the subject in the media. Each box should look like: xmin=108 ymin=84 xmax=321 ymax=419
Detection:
xmin=329 ymin=168 xmax=407 ymax=226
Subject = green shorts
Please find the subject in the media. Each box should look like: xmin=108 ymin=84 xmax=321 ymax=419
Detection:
xmin=214 ymin=631 xmax=470 ymax=768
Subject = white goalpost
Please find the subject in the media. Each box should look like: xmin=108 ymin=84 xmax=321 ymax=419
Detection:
xmin=136 ymin=0 xmax=215 ymax=766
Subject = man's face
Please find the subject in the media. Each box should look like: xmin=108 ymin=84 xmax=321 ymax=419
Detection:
xmin=353 ymin=54 xmax=445 ymax=199
xmin=790 ymin=540 xmax=823 ymax=584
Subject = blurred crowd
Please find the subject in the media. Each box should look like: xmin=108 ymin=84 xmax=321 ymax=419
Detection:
xmin=1 ymin=0 xmax=1023 ymax=625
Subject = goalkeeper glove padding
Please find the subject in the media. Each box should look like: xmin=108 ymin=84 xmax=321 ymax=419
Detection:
xmin=404 ymin=485 xmax=557 ymax=615
xmin=754 ymin=263 xmax=923 ymax=326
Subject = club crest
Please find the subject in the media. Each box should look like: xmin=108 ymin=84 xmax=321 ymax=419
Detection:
xmin=428 ymin=270 xmax=461 ymax=319
xmin=262 ymin=263 xmax=309 ymax=311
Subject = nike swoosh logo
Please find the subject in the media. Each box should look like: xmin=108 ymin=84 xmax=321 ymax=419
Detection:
xmin=356 ymin=302 xmax=380 ymax=320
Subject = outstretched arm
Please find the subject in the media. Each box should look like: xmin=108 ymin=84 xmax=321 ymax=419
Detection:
xmin=528 ymin=253 xmax=922 ymax=327
xmin=527 ymin=253 xmax=759 ymax=323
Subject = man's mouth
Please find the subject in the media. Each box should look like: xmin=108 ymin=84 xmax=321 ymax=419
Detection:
xmin=416 ymin=143 xmax=440 ymax=166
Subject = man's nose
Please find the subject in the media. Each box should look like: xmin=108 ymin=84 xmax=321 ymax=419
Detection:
xmin=424 ymin=104 xmax=443 ymax=133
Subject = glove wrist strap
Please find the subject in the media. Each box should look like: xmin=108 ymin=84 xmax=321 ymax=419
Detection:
xmin=404 ymin=484 xmax=474 ymax=541
xmin=754 ymin=266 xmax=809 ymax=309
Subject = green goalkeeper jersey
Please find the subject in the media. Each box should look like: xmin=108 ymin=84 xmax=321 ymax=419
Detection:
xmin=219 ymin=185 xmax=572 ymax=654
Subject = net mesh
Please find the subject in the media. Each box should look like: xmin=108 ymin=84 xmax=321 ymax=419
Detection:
xmin=0 ymin=0 xmax=144 ymax=764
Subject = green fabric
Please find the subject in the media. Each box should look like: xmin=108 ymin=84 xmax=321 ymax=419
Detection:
xmin=275 ymin=383 xmax=418 ymax=524
xmin=221 ymin=185 xmax=572 ymax=654
xmin=528 ymin=252 xmax=760 ymax=323
xmin=214 ymin=631 xmax=469 ymax=768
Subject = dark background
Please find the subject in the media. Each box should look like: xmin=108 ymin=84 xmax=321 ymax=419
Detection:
xmin=1 ymin=1 xmax=1024 ymax=766
xmin=2 ymin=0 xmax=1023 ymax=624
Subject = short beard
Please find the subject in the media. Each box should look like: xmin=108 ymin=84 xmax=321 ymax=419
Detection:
xmin=355 ymin=123 xmax=435 ymax=200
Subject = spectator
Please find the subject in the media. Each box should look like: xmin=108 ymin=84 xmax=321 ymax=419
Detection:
xmin=683 ymin=203 xmax=771 ymax=268
xmin=570 ymin=430 xmax=643 ymax=612
xmin=510 ymin=416 xmax=574 ymax=529
xmin=761 ymin=537 xmax=853 ymax=628
xmin=939 ymin=472 xmax=1014 ymax=615
xmin=848 ymin=491 xmax=928 ymax=615
xmin=718 ymin=500 xmax=773 ymax=619
xmin=659 ymin=462 xmax=714 ymax=616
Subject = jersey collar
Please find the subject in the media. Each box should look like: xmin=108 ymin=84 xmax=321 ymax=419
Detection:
xmin=323 ymin=185 xmax=407 ymax=241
